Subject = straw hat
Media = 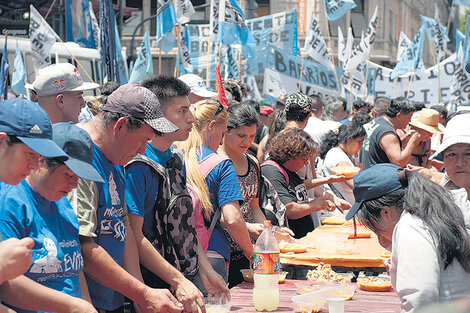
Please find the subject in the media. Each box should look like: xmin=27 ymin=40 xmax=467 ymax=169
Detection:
xmin=409 ymin=108 xmax=445 ymax=134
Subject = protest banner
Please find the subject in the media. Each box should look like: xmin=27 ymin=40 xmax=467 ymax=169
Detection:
xmin=29 ymin=5 xmax=56 ymax=72
xmin=370 ymin=53 xmax=461 ymax=105
xmin=396 ymin=31 xmax=411 ymax=61
xmin=244 ymin=9 xmax=298 ymax=76
xmin=263 ymin=44 xmax=338 ymax=102
xmin=324 ymin=0 xmax=357 ymax=21
xmin=65 ymin=0 xmax=96 ymax=48
xmin=185 ymin=24 xmax=218 ymax=81
xmin=450 ymin=43 xmax=470 ymax=104
xmin=304 ymin=12 xmax=334 ymax=70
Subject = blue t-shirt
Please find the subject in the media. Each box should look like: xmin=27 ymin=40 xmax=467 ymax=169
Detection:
xmin=0 ymin=180 xmax=82 ymax=313
xmin=83 ymin=144 xmax=127 ymax=311
xmin=125 ymin=142 xmax=172 ymax=242
xmin=197 ymin=145 xmax=243 ymax=261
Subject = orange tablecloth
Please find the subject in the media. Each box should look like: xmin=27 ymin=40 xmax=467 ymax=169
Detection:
xmin=280 ymin=224 xmax=389 ymax=268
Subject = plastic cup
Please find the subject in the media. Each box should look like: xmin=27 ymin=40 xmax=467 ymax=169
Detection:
xmin=328 ymin=297 xmax=345 ymax=313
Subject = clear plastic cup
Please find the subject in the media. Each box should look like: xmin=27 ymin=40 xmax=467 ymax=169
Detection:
xmin=328 ymin=297 xmax=345 ymax=313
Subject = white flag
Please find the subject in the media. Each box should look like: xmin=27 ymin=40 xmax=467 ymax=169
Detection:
xmin=209 ymin=0 xmax=218 ymax=42
xmin=246 ymin=75 xmax=261 ymax=101
xmin=434 ymin=5 xmax=446 ymax=61
xmin=89 ymin=0 xmax=100 ymax=50
xmin=344 ymin=6 xmax=378 ymax=73
xmin=304 ymin=12 xmax=334 ymax=70
xmin=396 ymin=31 xmax=411 ymax=61
xmin=338 ymin=26 xmax=346 ymax=64
xmin=450 ymin=42 xmax=470 ymax=104
xmin=345 ymin=27 xmax=354 ymax=61
xmin=178 ymin=24 xmax=193 ymax=73
xmin=29 ymin=5 xmax=57 ymax=72
xmin=174 ymin=0 xmax=195 ymax=24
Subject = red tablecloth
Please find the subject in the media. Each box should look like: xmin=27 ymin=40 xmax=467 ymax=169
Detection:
xmin=230 ymin=280 xmax=401 ymax=312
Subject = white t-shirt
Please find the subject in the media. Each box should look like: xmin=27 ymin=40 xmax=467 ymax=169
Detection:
xmin=390 ymin=211 xmax=470 ymax=313
xmin=318 ymin=147 xmax=355 ymax=204
xmin=304 ymin=117 xmax=341 ymax=145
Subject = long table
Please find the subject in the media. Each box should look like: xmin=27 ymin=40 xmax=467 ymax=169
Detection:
xmin=230 ymin=280 xmax=401 ymax=312
xmin=280 ymin=223 xmax=389 ymax=273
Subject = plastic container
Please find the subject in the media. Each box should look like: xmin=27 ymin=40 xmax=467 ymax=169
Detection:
xmin=204 ymin=295 xmax=232 ymax=313
xmin=329 ymin=284 xmax=356 ymax=300
xmin=291 ymin=287 xmax=332 ymax=313
xmin=328 ymin=297 xmax=345 ymax=313
xmin=253 ymin=220 xmax=280 ymax=311
xmin=308 ymin=272 xmax=354 ymax=286
xmin=357 ymin=276 xmax=392 ymax=292
xmin=295 ymin=281 xmax=321 ymax=295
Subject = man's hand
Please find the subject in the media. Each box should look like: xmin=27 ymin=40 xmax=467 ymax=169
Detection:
xmin=246 ymin=223 xmax=264 ymax=240
xmin=136 ymin=287 xmax=183 ymax=313
xmin=200 ymin=269 xmax=230 ymax=301
xmin=326 ymin=175 xmax=348 ymax=183
xmin=174 ymin=278 xmax=205 ymax=313
xmin=0 ymin=238 xmax=34 ymax=283
xmin=332 ymin=195 xmax=351 ymax=212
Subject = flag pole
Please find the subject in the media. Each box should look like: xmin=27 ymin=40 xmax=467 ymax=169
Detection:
xmin=322 ymin=2 xmax=341 ymax=95
xmin=349 ymin=72 xmax=353 ymax=108
xmin=406 ymin=69 xmax=415 ymax=99
xmin=159 ymin=41 xmax=162 ymax=75
xmin=430 ymin=43 xmax=442 ymax=102
xmin=207 ymin=39 xmax=212 ymax=86
xmin=238 ymin=48 xmax=242 ymax=81
xmin=298 ymin=57 xmax=305 ymax=92
xmin=218 ymin=43 xmax=223 ymax=66
xmin=174 ymin=25 xmax=180 ymax=78
xmin=394 ymin=77 xmax=398 ymax=97
xmin=362 ymin=62 xmax=370 ymax=99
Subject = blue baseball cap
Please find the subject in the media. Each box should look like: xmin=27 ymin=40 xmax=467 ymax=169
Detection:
xmin=52 ymin=122 xmax=104 ymax=183
xmin=345 ymin=163 xmax=405 ymax=220
xmin=0 ymin=98 xmax=68 ymax=160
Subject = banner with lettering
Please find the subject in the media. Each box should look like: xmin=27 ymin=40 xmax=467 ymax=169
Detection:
xmin=185 ymin=24 xmax=218 ymax=81
xmin=244 ymin=9 xmax=298 ymax=76
xmin=263 ymin=44 xmax=339 ymax=102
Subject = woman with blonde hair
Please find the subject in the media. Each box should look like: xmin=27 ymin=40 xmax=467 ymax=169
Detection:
xmin=181 ymin=99 xmax=253 ymax=285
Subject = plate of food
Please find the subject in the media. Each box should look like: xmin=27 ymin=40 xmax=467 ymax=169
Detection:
xmin=331 ymin=166 xmax=361 ymax=179
xmin=357 ymin=276 xmax=392 ymax=292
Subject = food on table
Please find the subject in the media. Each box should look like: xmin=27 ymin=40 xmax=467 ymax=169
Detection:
xmin=333 ymin=244 xmax=360 ymax=255
xmin=347 ymin=230 xmax=372 ymax=239
xmin=279 ymin=240 xmax=308 ymax=253
xmin=329 ymin=284 xmax=356 ymax=300
xmin=297 ymin=285 xmax=321 ymax=295
xmin=321 ymin=215 xmax=346 ymax=225
xmin=306 ymin=263 xmax=351 ymax=284
xmin=296 ymin=303 xmax=323 ymax=313
xmin=204 ymin=305 xmax=231 ymax=313
xmin=292 ymin=287 xmax=331 ymax=313
xmin=357 ymin=277 xmax=392 ymax=292
xmin=330 ymin=165 xmax=361 ymax=179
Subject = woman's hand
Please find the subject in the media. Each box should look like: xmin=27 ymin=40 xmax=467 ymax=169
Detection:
xmin=326 ymin=175 xmax=348 ymax=183
xmin=246 ymin=223 xmax=264 ymax=240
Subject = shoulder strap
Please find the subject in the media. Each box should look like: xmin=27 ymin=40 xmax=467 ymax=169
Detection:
xmin=261 ymin=160 xmax=289 ymax=185
xmin=127 ymin=153 xmax=166 ymax=177
xmin=199 ymin=153 xmax=229 ymax=178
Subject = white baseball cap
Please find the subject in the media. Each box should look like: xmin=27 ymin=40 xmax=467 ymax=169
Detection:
xmin=178 ymin=74 xmax=218 ymax=98
xmin=26 ymin=63 xmax=99 ymax=96
xmin=429 ymin=113 xmax=470 ymax=159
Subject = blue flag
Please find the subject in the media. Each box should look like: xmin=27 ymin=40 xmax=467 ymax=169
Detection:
xmin=324 ymin=0 xmax=357 ymax=21
xmin=99 ymin=0 xmax=116 ymax=84
xmin=464 ymin=15 xmax=470 ymax=63
xmin=185 ymin=24 xmax=217 ymax=81
xmin=223 ymin=46 xmax=238 ymax=80
xmin=391 ymin=26 xmax=425 ymax=79
xmin=129 ymin=29 xmax=153 ymax=83
xmin=0 ymin=43 xmax=9 ymax=101
xmin=456 ymin=29 xmax=465 ymax=56
xmin=419 ymin=15 xmax=449 ymax=42
xmin=217 ymin=0 xmax=256 ymax=58
xmin=113 ymin=19 xmax=128 ymax=84
xmin=452 ymin=0 xmax=470 ymax=5
xmin=12 ymin=42 xmax=26 ymax=97
xmin=65 ymin=0 xmax=96 ymax=48
xmin=156 ymin=1 xmax=177 ymax=53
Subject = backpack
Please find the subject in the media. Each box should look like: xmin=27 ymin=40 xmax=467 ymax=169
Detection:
xmin=259 ymin=160 xmax=289 ymax=227
xmin=127 ymin=145 xmax=198 ymax=283
xmin=187 ymin=153 xmax=229 ymax=252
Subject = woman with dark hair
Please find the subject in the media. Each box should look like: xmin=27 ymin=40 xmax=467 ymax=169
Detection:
xmin=346 ymin=163 xmax=470 ymax=313
xmin=261 ymin=128 xmax=343 ymax=238
xmin=219 ymin=103 xmax=292 ymax=287
xmin=318 ymin=122 xmax=365 ymax=204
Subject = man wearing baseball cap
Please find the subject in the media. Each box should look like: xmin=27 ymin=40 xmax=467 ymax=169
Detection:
xmin=178 ymin=74 xmax=218 ymax=104
xmin=27 ymin=63 xmax=99 ymax=123
xmin=67 ymin=84 xmax=182 ymax=313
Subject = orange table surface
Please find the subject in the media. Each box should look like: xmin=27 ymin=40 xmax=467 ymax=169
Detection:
xmin=280 ymin=224 xmax=389 ymax=268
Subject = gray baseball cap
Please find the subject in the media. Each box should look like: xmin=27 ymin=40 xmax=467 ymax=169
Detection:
xmin=103 ymin=84 xmax=179 ymax=133
xmin=26 ymin=63 xmax=99 ymax=97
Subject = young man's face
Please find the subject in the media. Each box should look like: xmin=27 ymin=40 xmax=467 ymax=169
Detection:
xmin=164 ymin=96 xmax=195 ymax=142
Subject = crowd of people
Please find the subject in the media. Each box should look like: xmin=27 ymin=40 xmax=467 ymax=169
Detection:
xmin=0 ymin=62 xmax=469 ymax=313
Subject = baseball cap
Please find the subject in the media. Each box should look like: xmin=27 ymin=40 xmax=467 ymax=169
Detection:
xmin=285 ymin=93 xmax=312 ymax=115
xmin=409 ymin=108 xmax=445 ymax=135
xmin=103 ymin=84 xmax=179 ymax=133
xmin=52 ymin=122 xmax=104 ymax=183
xmin=345 ymin=163 xmax=405 ymax=220
xmin=26 ymin=63 xmax=99 ymax=97
xmin=277 ymin=95 xmax=287 ymax=106
xmin=260 ymin=105 xmax=274 ymax=116
xmin=430 ymin=113 xmax=470 ymax=160
xmin=178 ymin=74 xmax=218 ymax=98
xmin=0 ymin=98 xmax=68 ymax=159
